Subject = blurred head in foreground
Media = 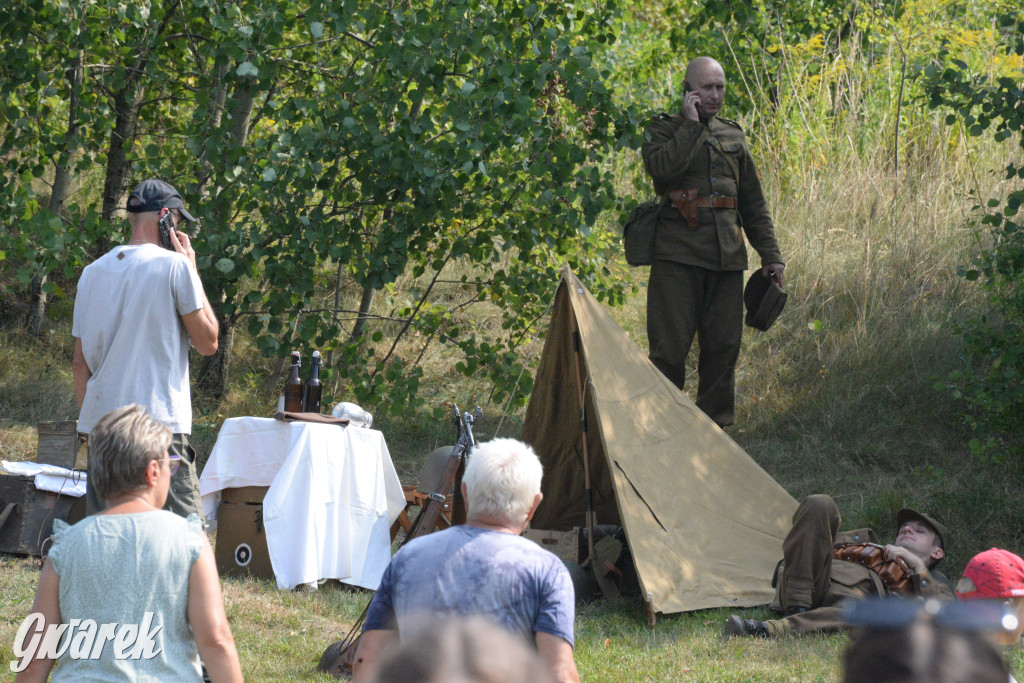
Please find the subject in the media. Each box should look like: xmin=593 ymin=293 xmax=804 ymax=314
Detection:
xmin=844 ymin=617 xmax=1007 ymax=683
xmin=843 ymin=598 xmax=1009 ymax=683
xmin=371 ymin=616 xmax=554 ymax=683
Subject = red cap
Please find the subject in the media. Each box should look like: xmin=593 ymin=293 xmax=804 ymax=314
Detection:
xmin=957 ymin=548 xmax=1024 ymax=600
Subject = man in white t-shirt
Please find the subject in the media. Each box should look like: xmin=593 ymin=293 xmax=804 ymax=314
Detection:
xmin=72 ymin=179 xmax=219 ymax=520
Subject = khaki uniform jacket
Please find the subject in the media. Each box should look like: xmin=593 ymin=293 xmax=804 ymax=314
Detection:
xmin=768 ymin=527 xmax=955 ymax=636
xmin=828 ymin=528 xmax=955 ymax=599
xmin=641 ymin=112 xmax=783 ymax=271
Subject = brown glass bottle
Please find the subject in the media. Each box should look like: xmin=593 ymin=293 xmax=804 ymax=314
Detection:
xmin=284 ymin=351 xmax=303 ymax=412
xmin=303 ymin=350 xmax=323 ymax=414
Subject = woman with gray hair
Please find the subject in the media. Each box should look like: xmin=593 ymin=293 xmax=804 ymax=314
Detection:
xmin=15 ymin=405 xmax=242 ymax=682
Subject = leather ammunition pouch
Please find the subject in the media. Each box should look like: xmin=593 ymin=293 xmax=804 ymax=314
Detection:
xmin=667 ymin=189 xmax=738 ymax=230
xmin=833 ymin=542 xmax=913 ymax=595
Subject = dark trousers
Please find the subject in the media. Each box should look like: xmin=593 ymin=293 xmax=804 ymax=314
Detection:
xmin=86 ymin=433 xmax=206 ymax=524
xmin=647 ymin=261 xmax=743 ymax=426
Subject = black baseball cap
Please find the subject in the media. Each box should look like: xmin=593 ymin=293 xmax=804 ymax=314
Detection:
xmin=126 ymin=179 xmax=196 ymax=221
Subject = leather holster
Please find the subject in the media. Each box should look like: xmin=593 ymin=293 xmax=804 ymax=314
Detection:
xmin=668 ymin=188 xmax=700 ymax=230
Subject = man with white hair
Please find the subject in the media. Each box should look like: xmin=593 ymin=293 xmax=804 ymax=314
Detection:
xmin=352 ymin=438 xmax=579 ymax=683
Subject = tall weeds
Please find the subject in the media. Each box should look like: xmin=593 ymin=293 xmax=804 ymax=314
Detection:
xmin=603 ymin=12 xmax=1023 ymax=559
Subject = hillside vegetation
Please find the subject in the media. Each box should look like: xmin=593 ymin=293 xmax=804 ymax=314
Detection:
xmin=2 ymin=0 xmax=1024 ymax=680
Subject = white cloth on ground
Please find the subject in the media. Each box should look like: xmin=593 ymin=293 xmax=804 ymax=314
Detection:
xmin=1 ymin=460 xmax=86 ymax=497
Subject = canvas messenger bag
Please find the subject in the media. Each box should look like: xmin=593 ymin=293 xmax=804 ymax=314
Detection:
xmin=622 ymin=200 xmax=660 ymax=266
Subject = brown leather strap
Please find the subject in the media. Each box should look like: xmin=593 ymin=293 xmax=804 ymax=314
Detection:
xmin=832 ymin=542 xmax=913 ymax=594
xmin=667 ymin=190 xmax=737 ymax=208
xmin=666 ymin=190 xmax=737 ymax=230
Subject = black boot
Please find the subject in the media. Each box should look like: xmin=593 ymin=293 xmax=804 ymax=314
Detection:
xmin=724 ymin=614 xmax=770 ymax=638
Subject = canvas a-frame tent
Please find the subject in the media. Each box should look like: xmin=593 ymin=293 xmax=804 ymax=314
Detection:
xmin=522 ymin=266 xmax=798 ymax=615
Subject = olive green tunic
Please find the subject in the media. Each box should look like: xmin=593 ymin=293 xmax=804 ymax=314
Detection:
xmin=640 ymin=113 xmax=784 ymax=425
xmin=641 ymin=112 xmax=783 ymax=270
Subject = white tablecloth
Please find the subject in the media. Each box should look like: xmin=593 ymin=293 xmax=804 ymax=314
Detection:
xmin=199 ymin=417 xmax=406 ymax=590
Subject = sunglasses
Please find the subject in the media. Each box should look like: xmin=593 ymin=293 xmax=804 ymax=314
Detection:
xmin=167 ymin=453 xmax=181 ymax=477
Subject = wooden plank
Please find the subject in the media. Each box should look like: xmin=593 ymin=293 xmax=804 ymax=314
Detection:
xmin=36 ymin=421 xmax=79 ymax=469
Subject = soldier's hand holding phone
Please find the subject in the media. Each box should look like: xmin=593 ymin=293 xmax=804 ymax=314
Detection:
xmin=682 ymin=83 xmax=701 ymax=122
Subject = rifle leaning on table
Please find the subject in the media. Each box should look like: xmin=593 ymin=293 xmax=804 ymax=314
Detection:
xmin=317 ymin=404 xmax=482 ymax=679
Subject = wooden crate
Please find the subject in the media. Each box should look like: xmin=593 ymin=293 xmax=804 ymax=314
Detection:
xmin=36 ymin=421 xmax=79 ymax=470
xmin=523 ymin=528 xmax=581 ymax=564
xmin=214 ymin=486 xmax=274 ymax=580
xmin=0 ymin=474 xmax=82 ymax=556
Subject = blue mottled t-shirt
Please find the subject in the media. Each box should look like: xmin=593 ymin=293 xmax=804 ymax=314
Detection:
xmin=363 ymin=525 xmax=575 ymax=646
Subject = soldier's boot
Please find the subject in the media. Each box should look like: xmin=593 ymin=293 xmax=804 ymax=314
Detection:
xmin=724 ymin=614 xmax=770 ymax=639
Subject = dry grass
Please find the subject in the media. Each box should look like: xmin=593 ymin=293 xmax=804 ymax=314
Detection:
xmin=3 ymin=552 xmax=1022 ymax=681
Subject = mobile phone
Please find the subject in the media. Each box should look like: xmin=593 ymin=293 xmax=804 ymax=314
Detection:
xmin=158 ymin=210 xmax=175 ymax=250
xmin=683 ymin=82 xmax=692 ymax=94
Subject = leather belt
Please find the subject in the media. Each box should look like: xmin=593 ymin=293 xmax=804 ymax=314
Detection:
xmin=695 ymin=196 xmax=736 ymax=209
xmin=667 ymin=190 xmax=737 ymax=230
xmin=667 ymin=189 xmax=737 ymax=209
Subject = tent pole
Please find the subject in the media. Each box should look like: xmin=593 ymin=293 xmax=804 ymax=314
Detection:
xmin=570 ymin=312 xmax=597 ymax=568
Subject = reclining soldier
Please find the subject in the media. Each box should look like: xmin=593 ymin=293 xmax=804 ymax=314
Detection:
xmin=725 ymin=494 xmax=955 ymax=638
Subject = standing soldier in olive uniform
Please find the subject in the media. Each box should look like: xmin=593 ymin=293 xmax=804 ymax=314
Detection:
xmin=641 ymin=56 xmax=785 ymax=427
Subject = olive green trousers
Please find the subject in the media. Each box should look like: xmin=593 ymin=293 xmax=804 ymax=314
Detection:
xmin=646 ymin=261 xmax=743 ymax=427
xmin=767 ymin=495 xmax=879 ymax=636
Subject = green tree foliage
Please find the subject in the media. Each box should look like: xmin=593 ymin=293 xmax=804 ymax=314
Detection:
xmin=925 ymin=12 xmax=1024 ymax=456
xmin=602 ymin=0 xmax=1008 ymax=199
xmin=0 ymin=0 xmax=118 ymax=320
xmin=0 ymin=0 xmax=636 ymax=413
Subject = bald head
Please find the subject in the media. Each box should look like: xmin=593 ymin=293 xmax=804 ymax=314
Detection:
xmin=682 ymin=57 xmax=727 ymax=120
xmin=685 ymin=57 xmax=724 ymax=84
